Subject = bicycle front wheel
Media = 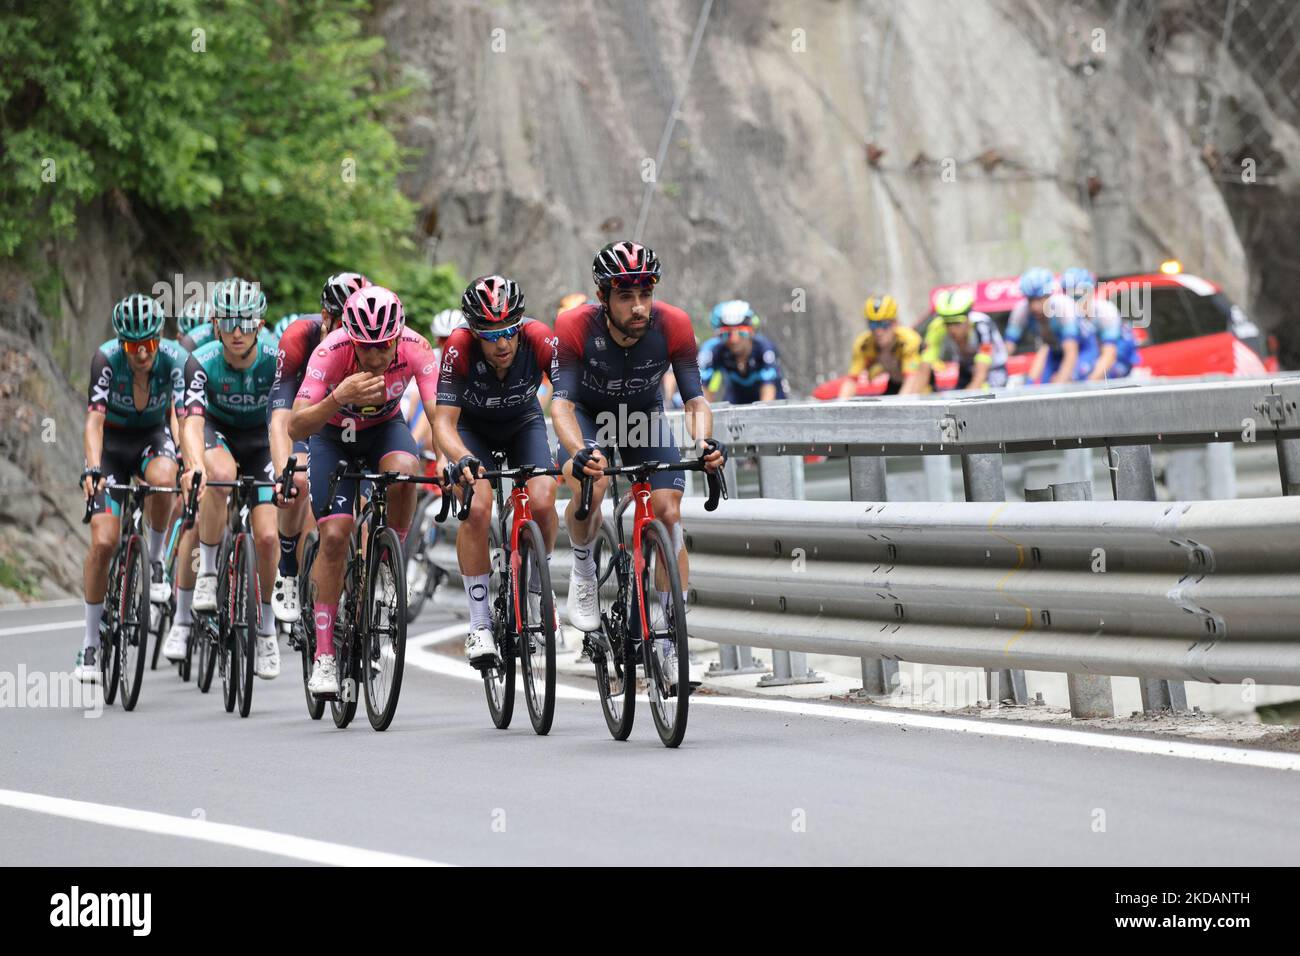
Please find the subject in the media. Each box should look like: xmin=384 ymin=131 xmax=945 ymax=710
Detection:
xmin=118 ymin=535 xmax=149 ymax=712
xmin=639 ymin=520 xmax=689 ymax=748
xmin=363 ymin=527 xmax=407 ymax=731
xmin=297 ymin=532 xmax=324 ymax=720
xmin=517 ymin=520 xmax=556 ymax=736
xmin=331 ymin=556 xmax=360 ymax=729
xmin=483 ymin=521 xmax=515 ymax=729
xmin=232 ymin=532 xmax=258 ymax=718
xmin=594 ymin=540 xmax=635 ymax=740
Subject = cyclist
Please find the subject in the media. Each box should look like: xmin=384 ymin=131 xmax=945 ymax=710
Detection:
xmin=176 ymin=297 xmax=212 ymax=345
xmin=290 ymin=286 xmax=439 ymax=697
xmin=698 ymin=300 xmax=786 ymax=404
xmin=175 ymin=278 xmax=282 ymax=679
xmin=1005 ymin=268 xmax=1099 ymax=385
xmin=434 ymin=276 xmax=560 ymax=664
xmin=77 ymin=295 xmax=188 ymax=682
xmin=836 ymin=295 xmax=931 ymax=398
xmin=259 ymin=272 xmax=370 ymax=636
xmin=921 ymin=288 xmax=1009 ymax=391
xmin=402 ymin=308 xmax=464 ymax=454
xmin=1061 ymin=267 xmax=1139 ymax=381
xmin=551 ymin=241 xmax=726 ymax=686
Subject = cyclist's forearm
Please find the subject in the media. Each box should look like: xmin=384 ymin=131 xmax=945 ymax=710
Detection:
xmin=181 ymin=415 xmax=206 ymax=473
xmin=1053 ymin=341 xmax=1079 ymax=383
xmin=967 ymin=363 xmax=989 ymax=391
xmin=760 ymin=383 xmax=777 ymax=402
xmin=550 ymin=398 xmax=586 ymax=456
xmin=1028 ymin=347 xmax=1048 ymax=384
xmin=269 ymin=409 xmax=293 ymax=473
xmin=1090 ymin=344 xmax=1116 ymax=380
xmin=683 ymin=396 xmax=713 ymax=442
xmin=83 ymin=411 xmax=105 ymax=468
xmin=433 ymin=408 xmax=470 ymax=464
xmin=288 ymin=395 xmax=338 ymax=442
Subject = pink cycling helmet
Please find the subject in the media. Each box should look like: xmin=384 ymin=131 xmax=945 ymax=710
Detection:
xmin=341 ymin=285 xmax=405 ymax=344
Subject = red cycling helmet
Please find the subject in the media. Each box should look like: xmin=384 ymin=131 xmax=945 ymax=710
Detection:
xmin=341 ymin=285 xmax=405 ymax=344
xmin=592 ymin=241 xmax=661 ymax=289
xmin=461 ymin=275 xmax=525 ymax=330
xmin=321 ymin=271 xmax=371 ymax=316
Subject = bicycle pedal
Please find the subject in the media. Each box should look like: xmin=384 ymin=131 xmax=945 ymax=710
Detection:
xmin=469 ymin=654 xmax=498 ymax=673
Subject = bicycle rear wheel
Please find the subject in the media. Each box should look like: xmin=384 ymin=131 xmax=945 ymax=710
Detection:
xmin=639 ymin=520 xmax=689 ymax=748
xmin=179 ymin=621 xmax=193 ymax=682
xmin=297 ymin=532 xmax=324 ymax=720
xmin=231 ymin=532 xmax=258 ymax=718
xmin=363 ymin=527 xmax=407 ymax=731
xmin=331 ymin=560 xmax=359 ymax=729
xmin=118 ymin=535 xmax=150 ymax=712
xmin=196 ymin=616 xmax=216 ymax=691
xmin=517 ymin=521 xmax=556 ymax=736
xmin=594 ymin=541 xmax=635 ymax=740
xmin=404 ymin=494 xmax=435 ymax=622
xmin=218 ymin=538 xmax=238 ymax=713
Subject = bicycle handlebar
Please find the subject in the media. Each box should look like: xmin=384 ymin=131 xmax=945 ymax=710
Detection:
xmin=321 ymin=461 xmax=444 ymax=517
xmin=81 ymin=479 xmax=183 ymax=525
xmin=572 ymin=456 xmax=727 ymax=521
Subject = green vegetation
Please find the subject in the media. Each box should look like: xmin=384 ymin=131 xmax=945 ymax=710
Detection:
xmin=1 ymin=0 xmax=460 ymax=317
xmin=0 ymin=555 xmax=39 ymax=599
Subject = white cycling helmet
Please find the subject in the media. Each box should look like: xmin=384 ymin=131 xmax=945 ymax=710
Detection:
xmin=431 ymin=308 xmax=467 ymax=338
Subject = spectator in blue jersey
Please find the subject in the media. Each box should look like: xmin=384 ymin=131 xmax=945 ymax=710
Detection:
xmin=1004 ymin=267 xmax=1099 ymax=384
xmin=698 ymin=300 xmax=786 ymax=404
xmin=1060 ymin=268 xmax=1140 ymax=381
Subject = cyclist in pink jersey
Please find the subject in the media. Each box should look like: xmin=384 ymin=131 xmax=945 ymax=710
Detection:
xmin=288 ymin=285 xmax=438 ymax=697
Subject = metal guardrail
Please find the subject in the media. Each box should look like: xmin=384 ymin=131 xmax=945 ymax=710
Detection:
xmin=435 ymin=376 xmax=1300 ymax=718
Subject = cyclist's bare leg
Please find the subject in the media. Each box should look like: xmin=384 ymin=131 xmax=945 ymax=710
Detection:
xmin=378 ymin=451 xmax=419 ymax=543
xmin=650 ymin=487 xmax=688 ymax=591
xmin=142 ymin=457 xmax=177 ymax=537
xmin=197 ymin=445 xmax=237 ymax=550
xmin=312 ymin=515 xmax=354 ymax=605
xmin=176 ymin=525 xmax=198 ymax=589
xmin=526 ymin=473 xmax=558 ymax=552
xmin=277 ymin=471 xmax=311 ymax=541
xmin=83 ymin=513 xmax=119 ymax=605
xmin=456 ymin=478 xmax=493 ymax=576
xmin=561 ymin=459 xmax=608 ymax=549
xmin=250 ymin=503 xmax=279 ymax=607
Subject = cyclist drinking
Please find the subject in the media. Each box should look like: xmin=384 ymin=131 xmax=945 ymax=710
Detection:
xmin=78 ymin=295 xmax=188 ymax=682
xmin=551 ymin=241 xmax=726 ymax=687
xmin=434 ymin=276 xmax=560 ymax=664
xmin=290 ymin=286 xmax=439 ymax=697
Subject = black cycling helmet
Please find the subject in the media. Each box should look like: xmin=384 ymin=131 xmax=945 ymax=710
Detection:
xmin=460 ymin=275 xmax=525 ymax=329
xmin=321 ymin=272 xmax=371 ymax=316
xmin=592 ymin=240 xmax=661 ymax=289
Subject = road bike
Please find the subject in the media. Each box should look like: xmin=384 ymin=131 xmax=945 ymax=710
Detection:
xmin=404 ymin=450 xmax=446 ymax=622
xmin=573 ymin=455 xmax=725 ymax=747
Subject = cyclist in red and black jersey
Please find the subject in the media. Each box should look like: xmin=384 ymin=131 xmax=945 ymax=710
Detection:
xmin=551 ymin=241 xmax=726 ymax=658
xmin=264 ymin=272 xmax=368 ymax=627
xmin=434 ymin=275 xmax=560 ymax=663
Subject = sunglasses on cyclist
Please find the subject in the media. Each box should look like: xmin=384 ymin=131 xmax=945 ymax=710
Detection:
xmin=354 ymin=339 xmax=396 ymax=352
xmin=216 ymin=316 xmax=264 ymax=334
xmin=726 ymin=328 xmax=753 ymax=340
xmin=942 ymin=314 xmax=971 ymax=326
xmin=473 ymin=323 xmax=521 ymax=343
xmin=608 ymin=274 xmax=659 ymax=290
xmin=121 ymin=337 xmax=160 ymax=358
xmin=867 ymin=319 xmax=894 ymax=331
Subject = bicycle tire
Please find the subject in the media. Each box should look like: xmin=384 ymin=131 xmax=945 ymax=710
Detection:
xmin=219 ymin=536 xmax=238 ymax=714
xmin=517 ymin=520 xmax=556 ymax=736
xmin=594 ymin=541 xmax=635 ymax=740
xmin=483 ymin=520 xmax=515 ymax=729
xmin=298 ymin=532 xmax=324 ymax=720
xmin=233 ymin=532 xmax=258 ymax=718
xmin=119 ymin=535 xmax=150 ymax=712
xmin=404 ymin=494 xmax=433 ymax=622
xmin=363 ymin=527 xmax=407 ymax=731
xmin=330 ymin=557 xmax=359 ymax=729
xmin=639 ymin=520 xmax=689 ymax=748
xmin=101 ymin=549 xmax=122 ymax=707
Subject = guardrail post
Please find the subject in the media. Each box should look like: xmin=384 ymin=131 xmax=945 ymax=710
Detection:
xmin=1049 ymin=479 xmax=1115 ymax=719
xmin=923 ymin=454 xmax=954 ymax=501
xmin=850 ymin=455 xmax=896 ymax=696
xmin=1111 ymin=443 xmax=1187 ymax=712
xmin=756 ymin=453 xmax=823 ymax=687
xmin=705 ymin=453 xmax=761 ymax=676
xmin=1277 ymin=437 xmax=1300 ymax=496
xmin=965 ymin=452 xmax=1028 ymax=706
xmin=723 ymin=455 xmax=741 ymax=500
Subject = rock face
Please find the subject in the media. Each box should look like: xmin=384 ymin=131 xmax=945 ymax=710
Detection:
xmin=378 ymin=0 xmax=1299 ymax=381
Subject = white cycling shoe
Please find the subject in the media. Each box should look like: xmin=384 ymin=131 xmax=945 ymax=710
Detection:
xmin=255 ymin=632 xmax=280 ymax=680
xmin=74 ymin=646 xmax=100 ymax=684
xmin=150 ymin=561 xmax=171 ymax=604
xmin=163 ymin=623 xmax=190 ymax=662
xmin=193 ymin=573 xmax=218 ymax=612
xmin=272 ymin=574 xmax=300 ymax=623
xmin=566 ymin=568 xmax=600 ymax=632
xmin=308 ymin=654 xmax=339 ymax=696
xmin=657 ymin=639 xmax=680 ymax=688
xmin=465 ymin=624 xmax=497 ymax=664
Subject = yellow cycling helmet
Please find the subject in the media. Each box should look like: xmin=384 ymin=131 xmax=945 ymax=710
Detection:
xmin=863 ymin=295 xmax=898 ymax=322
xmin=934 ymin=288 xmax=975 ymax=321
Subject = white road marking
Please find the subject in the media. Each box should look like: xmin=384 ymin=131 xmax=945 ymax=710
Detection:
xmin=0 ymin=619 xmax=83 ymax=637
xmin=408 ymin=624 xmax=1300 ymax=773
xmin=0 ymin=788 xmax=449 ymax=867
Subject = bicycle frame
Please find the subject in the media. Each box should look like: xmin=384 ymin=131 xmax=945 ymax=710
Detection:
xmin=611 ymin=476 xmax=658 ymax=645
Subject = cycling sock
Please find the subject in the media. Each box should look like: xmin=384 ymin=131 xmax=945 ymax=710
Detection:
xmin=199 ymin=541 xmax=218 ymax=576
xmin=175 ymin=587 xmax=194 ymax=626
xmin=463 ymin=574 xmax=491 ymax=629
xmin=656 ymin=589 xmax=673 ymax=617
xmin=571 ymin=544 xmax=596 ymax=579
xmin=277 ymin=533 xmax=299 ymax=577
xmin=83 ymin=602 xmax=103 ymax=651
xmin=670 ymin=522 xmax=685 ymax=556
xmin=314 ymin=602 xmax=337 ymax=658
xmin=260 ymin=601 xmax=274 ymax=636
xmin=146 ymin=525 xmax=166 ymax=565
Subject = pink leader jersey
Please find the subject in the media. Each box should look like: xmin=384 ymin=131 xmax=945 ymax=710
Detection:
xmin=296 ymin=327 xmax=440 ymax=428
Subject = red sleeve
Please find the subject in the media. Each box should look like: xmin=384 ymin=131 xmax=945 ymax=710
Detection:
xmin=435 ymin=328 xmax=474 ymax=408
xmin=658 ymin=303 xmax=703 ymax=402
xmin=551 ymin=306 xmax=591 ymax=402
xmin=524 ymin=320 xmax=559 ymax=387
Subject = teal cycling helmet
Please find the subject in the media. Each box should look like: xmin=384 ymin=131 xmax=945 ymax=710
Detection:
xmin=272 ymin=313 xmax=303 ymax=338
xmin=112 ymin=294 xmax=167 ymax=341
xmin=177 ymin=297 xmax=212 ymax=335
xmin=1060 ymin=267 xmax=1096 ymax=296
xmin=1018 ymin=268 xmax=1057 ymax=299
xmin=710 ymin=299 xmax=757 ymax=330
xmin=211 ymin=276 xmax=267 ymax=319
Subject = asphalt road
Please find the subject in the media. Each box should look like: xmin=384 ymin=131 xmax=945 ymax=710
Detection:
xmin=2 ymin=599 xmax=1298 ymax=866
